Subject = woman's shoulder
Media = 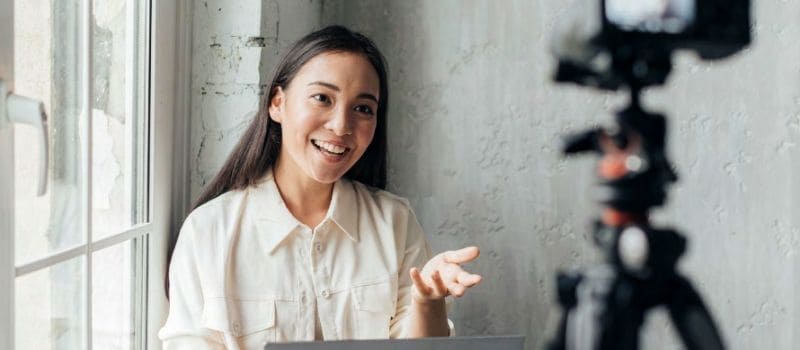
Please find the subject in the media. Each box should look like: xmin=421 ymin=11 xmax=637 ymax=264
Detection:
xmin=348 ymin=181 xmax=425 ymax=240
xmin=181 ymin=188 xmax=248 ymax=237
xmin=349 ymin=180 xmax=413 ymax=215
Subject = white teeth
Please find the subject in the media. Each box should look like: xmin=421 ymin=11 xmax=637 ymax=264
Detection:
xmin=313 ymin=140 xmax=346 ymax=155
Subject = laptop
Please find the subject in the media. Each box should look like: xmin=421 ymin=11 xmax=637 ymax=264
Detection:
xmin=265 ymin=335 xmax=525 ymax=350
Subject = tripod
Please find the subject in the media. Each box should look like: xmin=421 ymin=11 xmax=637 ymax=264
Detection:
xmin=547 ymin=87 xmax=726 ymax=350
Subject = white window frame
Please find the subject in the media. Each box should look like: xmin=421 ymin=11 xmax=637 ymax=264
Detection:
xmin=149 ymin=0 xmax=196 ymax=348
xmin=0 ymin=0 xmax=183 ymax=348
xmin=1 ymin=1 xmax=15 ymax=348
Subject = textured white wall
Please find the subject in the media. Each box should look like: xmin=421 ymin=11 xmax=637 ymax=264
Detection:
xmin=189 ymin=0 xmax=324 ymax=200
xmin=188 ymin=1 xmax=799 ymax=349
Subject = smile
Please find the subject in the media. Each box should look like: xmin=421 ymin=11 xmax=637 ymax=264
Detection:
xmin=312 ymin=139 xmax=350 ymax=156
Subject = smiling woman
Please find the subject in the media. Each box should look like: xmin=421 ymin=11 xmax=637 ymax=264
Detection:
xmin=269 ymin=52 xmax=381 ymax=209
xmin=159 ymin=25 xmax=483 ymax=350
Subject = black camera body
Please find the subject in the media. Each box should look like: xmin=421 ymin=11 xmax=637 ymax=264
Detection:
xmin=554 ymin=0 xmax=751 ymax=90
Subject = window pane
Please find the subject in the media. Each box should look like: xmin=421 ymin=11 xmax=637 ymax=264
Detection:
xmin=91 ymin=0 xmax=149 ymax=241
xmin=92 ymin=241 xmax=133 ymax=349
xmin=14 ymin=0 xmax=87 ymax=264
xmin=15 ymin=256 xmax=87 ymax=350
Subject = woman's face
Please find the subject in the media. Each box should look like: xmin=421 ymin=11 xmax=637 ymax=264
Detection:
xmin=270 ymin=51 xmax=380 ymax=185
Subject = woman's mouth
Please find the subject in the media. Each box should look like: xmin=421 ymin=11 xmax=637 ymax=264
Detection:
xmin=312 ymin=139 xmax=349 ymax=158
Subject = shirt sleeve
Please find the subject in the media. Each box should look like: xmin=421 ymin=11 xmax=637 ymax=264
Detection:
xmin=389 ymin=204 xmax=456 ymax=338
xmin=158 ymin=219 xmax=227 ymax=350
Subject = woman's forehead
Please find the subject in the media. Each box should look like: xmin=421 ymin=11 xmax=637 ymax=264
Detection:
xmin=292 ymin=51 xmax=380 ymax=96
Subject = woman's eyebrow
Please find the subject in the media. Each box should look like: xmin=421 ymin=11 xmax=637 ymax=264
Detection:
xmin=357 ymin=93 xmax=379 ymax=104
xmin=308 ymin=81 xmax=340 ymax=91
xmin=308 ymin=81 xmax=378 ymax=103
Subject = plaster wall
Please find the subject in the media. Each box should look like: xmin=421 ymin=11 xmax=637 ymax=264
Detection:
xmin=189 ymin=0 xmax=324 ymax=200
xmin=188 ymin=1 xmax=800 ymax=349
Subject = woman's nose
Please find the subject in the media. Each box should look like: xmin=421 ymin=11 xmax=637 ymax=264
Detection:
xmin=326 ymin=107 xmax=353 ymax=136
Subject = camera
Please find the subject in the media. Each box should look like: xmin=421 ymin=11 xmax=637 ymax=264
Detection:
xmin=553 ymin=0 xmax=751 ymax=90
xmin=546 ymin=1 xmax=752 ymax=349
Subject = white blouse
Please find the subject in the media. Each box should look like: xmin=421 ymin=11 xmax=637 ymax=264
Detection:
xmin=158 ymin=171 xmax=452 ymax=349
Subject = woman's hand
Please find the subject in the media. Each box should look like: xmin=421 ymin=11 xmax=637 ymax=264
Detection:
xmin=409 ymin=246 xmax=483 ymax=304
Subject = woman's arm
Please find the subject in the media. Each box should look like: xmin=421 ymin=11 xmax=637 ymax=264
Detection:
xmin=406 ymin=296 xmax=450 ymax=337
xmin=159 ymin=220 xmax=227 ymax=350
xmin=389 ymin=203 xmax=481 ymax=338
xmin=406 ymin=247 xmax=482 ymax=337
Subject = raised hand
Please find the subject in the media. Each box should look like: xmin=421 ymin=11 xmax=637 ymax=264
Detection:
xmin=409 ymin=246 xmax=483 ymax=303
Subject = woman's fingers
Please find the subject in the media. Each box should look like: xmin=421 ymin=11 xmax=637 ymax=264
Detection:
xmin=411 ymin=268 xmax=450 ymax=298
xmin=443 ymin=246 xmax=480 ymax=264
xmin=438 ymin=261 xmax=482 ymax=286
xmin=430 ymin=270 xmax=448 ymax=296
xmin=448 ymin=282 xmax=466 ymax=297
xmin=456 ymin=270 xmax=483 ymax=287
xmin=445 ymin=268 xmax=480 ymax=297
xmin=412 ymin=246 xmax=483 ymax=301
xmin=409 ymin=267 xmax=433 ymax=296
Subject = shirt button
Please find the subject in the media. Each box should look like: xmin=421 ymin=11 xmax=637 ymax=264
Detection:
xmin=321 ymin=289 xmax=330 ymax=299
xmin=232 ymin=322 xmax=241 ymax=334
xmin=314 ymin=243 xmax=323 ymax=253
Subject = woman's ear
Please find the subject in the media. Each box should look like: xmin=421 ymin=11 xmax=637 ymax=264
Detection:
xmin=268 ymin=87 xmax=285 ymax=123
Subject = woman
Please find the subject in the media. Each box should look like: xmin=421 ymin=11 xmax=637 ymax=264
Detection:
xmin=159 ymin=25 xmax=482 ymax=350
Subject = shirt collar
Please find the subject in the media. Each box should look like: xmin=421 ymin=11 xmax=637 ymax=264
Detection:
xmin=328 ymin=178 xmax=360 ymax=243
xmin=251 ymin=170 xmax=360 ymax=253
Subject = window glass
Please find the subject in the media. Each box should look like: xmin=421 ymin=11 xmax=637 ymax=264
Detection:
xmin=92 ymin=240 xmax=134 ymax=349
xmin=15 ymin=256 xmax=87 ymax=349
xmin=14 ymin=0 xmax=87 ymax=264
xmin=91 ymin=0 xmax=149 ymax=241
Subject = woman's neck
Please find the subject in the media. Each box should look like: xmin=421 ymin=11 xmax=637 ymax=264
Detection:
xmin=272 ymin=160 xmax=333 ymax=229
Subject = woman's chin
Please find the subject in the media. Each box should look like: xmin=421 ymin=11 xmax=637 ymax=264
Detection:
xmin=308 ymin=167 xmax=349 ymax=184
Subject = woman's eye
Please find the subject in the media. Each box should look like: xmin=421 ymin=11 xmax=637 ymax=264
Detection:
xmin=354 ymin=105 xmax=374 ymax=116
xmin=312 ymin=94 xmax=331 ymax=104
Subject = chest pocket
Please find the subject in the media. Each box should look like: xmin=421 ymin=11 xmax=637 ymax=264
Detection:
xmin=202 ymin=297 xmax=276 ymax=348
xmin=351 ymin=278 xmax=398 ymax=339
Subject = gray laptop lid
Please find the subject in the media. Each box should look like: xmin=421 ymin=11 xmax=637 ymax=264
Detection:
xmin=265 ymin=335 xmax=525 ymax=350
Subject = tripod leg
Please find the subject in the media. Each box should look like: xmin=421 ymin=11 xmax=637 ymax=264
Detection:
xmin=547 ymin=273 xmax=582 ymax=350
xmin=547 ymin=308 xmax=569 ymax=350
xmin=666 ymin=276 xmax=725 ymax=350
xmin=569 ymin=267 xmax=643 ymax=350
xmin=597 ymin=280 xmax=645 ymax=350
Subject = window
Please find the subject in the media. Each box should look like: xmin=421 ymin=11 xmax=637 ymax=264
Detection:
xmin=1 ymin=0 xmax=177 ymax=349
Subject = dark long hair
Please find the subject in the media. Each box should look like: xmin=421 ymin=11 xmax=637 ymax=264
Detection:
xmin=166 ymin=25 xmax=389 ymax=297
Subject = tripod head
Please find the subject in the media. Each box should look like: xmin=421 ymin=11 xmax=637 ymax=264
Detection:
xmin=553 ymin=0 xmax=751 ymax=221
xmin=561 ymin=88 xmax=676 ymax=219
